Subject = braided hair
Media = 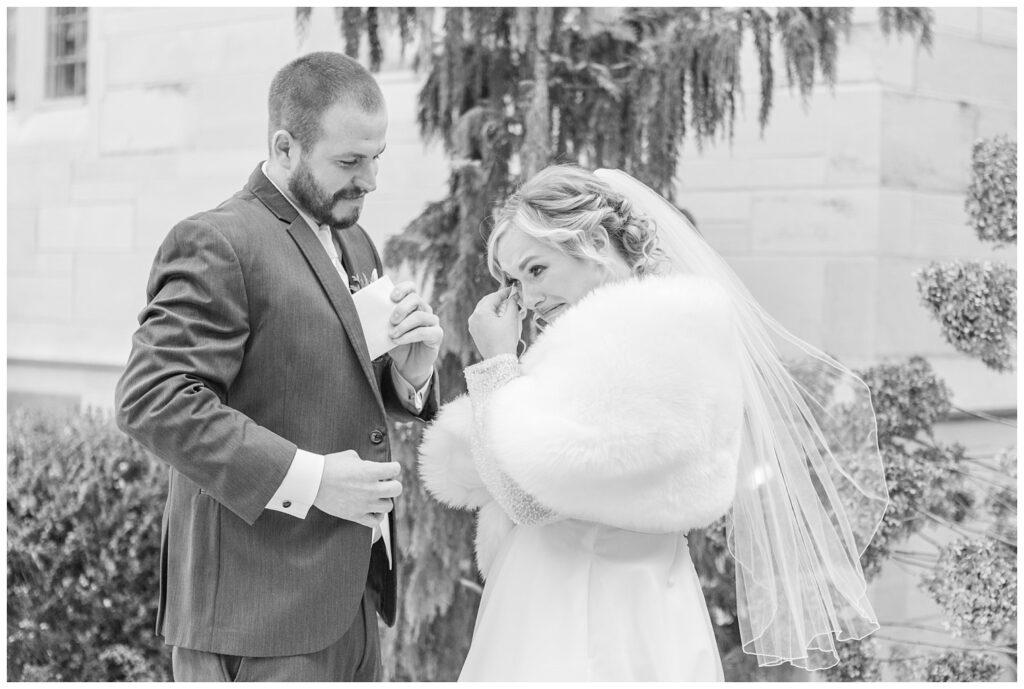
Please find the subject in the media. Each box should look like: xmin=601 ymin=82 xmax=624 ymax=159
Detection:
xmin=487 ymin=165 xmax=669 ymax=284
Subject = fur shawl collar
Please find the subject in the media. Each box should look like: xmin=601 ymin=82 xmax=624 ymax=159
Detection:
xmin=418 ymin=274 xmax=745 ymax=577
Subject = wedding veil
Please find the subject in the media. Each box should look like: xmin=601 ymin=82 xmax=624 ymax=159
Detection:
xmin=594 ymin=168 xmax=888 ymax=671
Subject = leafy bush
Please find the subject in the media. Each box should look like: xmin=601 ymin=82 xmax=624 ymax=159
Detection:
xmin=835 ymin=357 xmax=977 ymax=580
xmin=985 ymin=447 xmax=1017 ymax=544
xmin=916 ymin=261 xmax=1017 ymax=372
xmin=924 ymin=538 xmax=1017 ymax=643
xmin=854 ymin=356 xmax=952 ymax=445
xmin=916 ymin=135 xmax=1017 ymax=375
xmin=858 ymin=441 xmax=975 ymax=581
xmin=966 ymin=136 xmax=1017 ymax=247
xmin=846 ymin=132 xmax=1022 ymax=682
xmin=820 ymin=639 xmax=882 ymax=682
xmin=7 ymin=408 xmax=171 ymax=681
xmin=808 ymin=355 xmax=1015 ymax=680
xmin=690 ymin=355 xmax=986 ymax=678
xmin=897 ymin=650 xmax=1004 ymax=682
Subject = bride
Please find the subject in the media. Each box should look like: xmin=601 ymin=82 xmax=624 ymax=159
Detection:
xmin=417 ymin=165 xmax=888 ymax=681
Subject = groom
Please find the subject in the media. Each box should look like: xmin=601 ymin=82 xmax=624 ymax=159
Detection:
xmin=115 ymin=52 xmax=441 ymax=681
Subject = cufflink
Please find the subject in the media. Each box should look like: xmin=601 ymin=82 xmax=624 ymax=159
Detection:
xmin=282 ymin=500 xmax=292 ymax=509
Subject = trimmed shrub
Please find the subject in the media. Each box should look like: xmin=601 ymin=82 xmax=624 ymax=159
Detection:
xmin=924 ymin=538 xmax=1017 ymax=644
xmin=916 ymin=260 xmax=1017 ymax=372
xmin=966 ymin=136 xmax=1017 ymax=247
xmin=855 ymin=355 xmax=952 ymax=445
xmin=821 ymin=639 xmax=882 ymax=682
xmin=898 ymin=651 xmax=1004 ymax=682
xmin=7 ymin=408 xmax=171 ymax=681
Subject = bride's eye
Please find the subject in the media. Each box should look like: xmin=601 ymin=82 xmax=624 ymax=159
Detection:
xmin=528 ymin=265 xmax=545 ymax=278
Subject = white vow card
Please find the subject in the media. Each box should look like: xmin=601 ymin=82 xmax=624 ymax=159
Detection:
xmin=371 ymin=511 xmax=393 ymax=570
xmin=352 ymin=274 xmax=395 ymax=569
xmin=350 ymin=274 xmax=397 ymax=360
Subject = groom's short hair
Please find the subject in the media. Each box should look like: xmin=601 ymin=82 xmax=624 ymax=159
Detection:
xmin=268 ymin=51 xmax=385 ymax=152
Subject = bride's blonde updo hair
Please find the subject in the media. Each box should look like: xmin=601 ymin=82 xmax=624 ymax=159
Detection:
xmin=486 ymin=165 xmax=669 ymax=284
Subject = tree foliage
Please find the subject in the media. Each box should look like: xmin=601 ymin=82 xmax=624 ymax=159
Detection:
xmin=379 ymin=425 xmax=479 ymax=681
xmin=877 ymin=7 xmax=934 ymax=49
xmin=319 ymin=7 xmax=932 ymax=193
xmin=406 ymin=7 xmax=925 ymax=195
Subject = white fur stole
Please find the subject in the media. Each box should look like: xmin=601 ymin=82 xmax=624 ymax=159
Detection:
xmin=418 ymin=274 xmax=745 ymax=577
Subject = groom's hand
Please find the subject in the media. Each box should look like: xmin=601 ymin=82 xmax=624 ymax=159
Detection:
xmin=388 ymin=281 xmax=443 ymax=388
xmin=313 ymin=450 xmax=402 ymax=528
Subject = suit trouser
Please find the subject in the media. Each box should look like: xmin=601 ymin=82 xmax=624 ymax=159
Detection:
xmin=171 ymin=591 xmax=381 ymax=682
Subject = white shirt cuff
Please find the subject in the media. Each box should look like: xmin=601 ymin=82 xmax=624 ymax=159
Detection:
xmin=265 ymin=449 xmax=324 ymax=519
xmin=390 ymin=365 xmax=432 ymax=414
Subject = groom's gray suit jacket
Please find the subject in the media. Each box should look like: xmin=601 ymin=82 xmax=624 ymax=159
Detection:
xmin=115 ymin=164 xmax=439 ymax=657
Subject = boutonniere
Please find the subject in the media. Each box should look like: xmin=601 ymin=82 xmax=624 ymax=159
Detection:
xmin=350 ymin=269 xmax=379 ymax=293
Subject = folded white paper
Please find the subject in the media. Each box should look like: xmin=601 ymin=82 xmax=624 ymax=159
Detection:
xmin=350 ymin=274 xmax=397 ymax=360
xmin=371 ymin=511 xmax=393 ymax=570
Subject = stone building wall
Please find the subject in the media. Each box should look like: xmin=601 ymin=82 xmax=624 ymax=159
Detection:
xmin=679 ymin=6 xmax=1016 ymax=411
xmin=7 ymin=7 xmax=447 ymax=408
xmin=7 ymin=7 xmax=1017 ymax=414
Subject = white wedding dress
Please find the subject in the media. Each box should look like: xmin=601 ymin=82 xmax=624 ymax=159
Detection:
xmin=460 ymin=521 xmax=723 ymax=681
xmin=418 ymin=274 xmax=745 ymax=682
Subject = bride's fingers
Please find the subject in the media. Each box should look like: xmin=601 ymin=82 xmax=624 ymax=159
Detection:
xmin=477 ymin=290 xmax=509 ymax=311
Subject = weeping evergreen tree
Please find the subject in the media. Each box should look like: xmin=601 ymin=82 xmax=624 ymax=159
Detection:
xmin=296 ymin=7 xmax=934 ymax=680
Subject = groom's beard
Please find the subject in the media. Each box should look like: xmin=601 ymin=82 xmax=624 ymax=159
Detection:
xmin=288 ymin=158 xmax=364 ymax=229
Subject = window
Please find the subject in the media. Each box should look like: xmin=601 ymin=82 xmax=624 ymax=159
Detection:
xmin=46 ymin=7 xmax=87 ymax=99
xmin=7 ymin=8 xmax=15 ymax=104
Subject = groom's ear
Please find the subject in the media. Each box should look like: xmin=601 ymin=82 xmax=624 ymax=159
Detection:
xmin=270 ymin=129 xmax=298 ymax=169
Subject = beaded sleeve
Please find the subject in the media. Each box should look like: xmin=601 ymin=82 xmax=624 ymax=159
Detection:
xmin=464 ymin=354 xmax=560 ymax=526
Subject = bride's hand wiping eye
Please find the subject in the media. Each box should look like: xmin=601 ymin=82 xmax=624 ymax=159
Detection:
xmin=468 ymin=286 xmax=526 ymax=360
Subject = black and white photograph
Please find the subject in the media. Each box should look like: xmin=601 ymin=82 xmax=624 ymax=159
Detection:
xmin=6 ymin=5 xmax=1017 ymax=682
